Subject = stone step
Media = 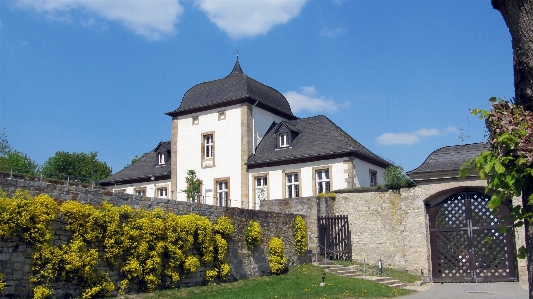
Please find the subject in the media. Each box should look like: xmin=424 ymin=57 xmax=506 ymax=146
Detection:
xmin=313 ymin=259 xmax=408 ymax=290
xmin=389 ymin=283 xmax=407 ymax=288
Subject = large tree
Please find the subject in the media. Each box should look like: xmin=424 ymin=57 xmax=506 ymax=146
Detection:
xmin=0 ymin=132 xmax=39 ymax=176
xmin=491 ymin=0 xmax=533 ymax=296
xmin=41 ymin=151 xmax=112 ymax=184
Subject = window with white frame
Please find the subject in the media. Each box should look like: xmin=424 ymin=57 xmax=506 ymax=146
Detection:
xmin=217 ymin=181 xmax=228 ymax=206
xmin=255 ymin=177 xmax=268 ymax=202
xmin=279 ymin=133 xmax=289 ymax=147
xmin=158 ymin=153 xmax=165 ymax=165
xmin=316 ymin=169 xmax=330 ymax=194
xmin=369 ymin=169 xmax=377 ymax=187
xmin=135 ymin=188 xmax=146 ymax=196
xmin=286 ymin=173 xmax=299 ymax=198
xmin=204 ymin=134 xmax=213 ymax=158
xmin=157 ymin=187 xmax=168 ymax=198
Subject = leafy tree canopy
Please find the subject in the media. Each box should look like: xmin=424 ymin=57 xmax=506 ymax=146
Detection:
xmin=41 ymin=151 xmax=112 ymax=183
xmin=383 ymin=165 xmax=416 ymax=189
xmin=0 ymin=132 xmax=39 ymax=176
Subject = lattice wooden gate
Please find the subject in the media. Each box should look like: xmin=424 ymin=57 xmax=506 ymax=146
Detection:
xmin=318 ymin=215 xmax=352 ymax=260
xmin=428 ymin=191 xmax=517 ymax=282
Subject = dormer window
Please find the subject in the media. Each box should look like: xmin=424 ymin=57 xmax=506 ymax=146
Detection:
xmin=279 ymin=133 xmax=289 ymax=147
xmin=158 ymin=153 xmax=166 ymax=165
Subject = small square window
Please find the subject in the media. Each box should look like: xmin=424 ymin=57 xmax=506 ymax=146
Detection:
xmin=279 ymin=133 xmax=289 ymax=147
xmin=218 ymin=111 xmax=226 ymax=121
xmin=192 ymin=116 xmax=199 ymax=125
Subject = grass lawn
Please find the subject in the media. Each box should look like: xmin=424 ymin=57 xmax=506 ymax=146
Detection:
xmin=121 ymin=264 xmax=415 ymax=299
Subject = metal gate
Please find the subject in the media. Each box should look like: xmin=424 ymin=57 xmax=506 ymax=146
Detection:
xmin=428 ymin=191 xmax=517 ymax=282
xmin=318 ymin=215 xmax=352 ymax=260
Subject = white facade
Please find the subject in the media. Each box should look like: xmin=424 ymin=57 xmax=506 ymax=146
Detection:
xmin=248 ymin=158 xmax=386 ymax=209
xmin=114 ymin=180 xmax=172 ymax=199
xmin=174 ymin=104 xmax=286 ymax=207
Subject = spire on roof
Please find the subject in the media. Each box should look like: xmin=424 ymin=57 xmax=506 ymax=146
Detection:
xmin=229 ymin=54 xmax=243 ymax=76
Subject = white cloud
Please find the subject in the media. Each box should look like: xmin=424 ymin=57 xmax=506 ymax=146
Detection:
xmin=320 ymin=26 xmax=346 ymax=38
xmin=376 ymin=128 xmax=441 ymax=145
xmin=445 ymin=126 xmax=459 ymax=133
xmin=14 ymin=0 xmax=183 ymax=40
xmin=283 ymin=86 xmax=340 ymax=113
xmin=194 ymin=0 xmax=307 ymax=39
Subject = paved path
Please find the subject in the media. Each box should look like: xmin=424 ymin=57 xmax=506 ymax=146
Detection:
xmin=399 ymin=282 xmax=528 ymax=299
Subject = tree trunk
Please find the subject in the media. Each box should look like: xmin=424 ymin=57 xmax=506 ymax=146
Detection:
xmin=492 ymin=0 xmax=533 ymax=297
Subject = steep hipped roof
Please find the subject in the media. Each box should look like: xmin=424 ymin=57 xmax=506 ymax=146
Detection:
xmin=247 ymin=115 xmax=392 ymax=168
xmin=407 ymin=143 xmax=489 ymax=182
xmin=166 ymin=60 xmax=297 ymax=120
xmin=100 ymin=141 xmax=171 ymax=186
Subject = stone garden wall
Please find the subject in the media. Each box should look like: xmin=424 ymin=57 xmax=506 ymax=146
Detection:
xmin=0 ymin=175 xmax=310 ymax=298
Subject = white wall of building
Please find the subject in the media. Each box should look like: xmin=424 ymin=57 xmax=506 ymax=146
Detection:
xmin=174 ymin=104 xmax=289 ymax=206
xmin=353 ymin=158 xmax=386 ymax=187
xmin=248 ymin=157 xmax=387 ymax=209
xmin=113 ymin=180 xmax=172 ymax=199
xmin=252 ymin=107 xmax=286 ymax=153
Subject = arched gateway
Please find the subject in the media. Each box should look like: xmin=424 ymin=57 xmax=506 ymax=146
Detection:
xmin=407 ymin=143 xmax=521 ymax=283
xmin=427 ymin=191 xmax=517 ymax=282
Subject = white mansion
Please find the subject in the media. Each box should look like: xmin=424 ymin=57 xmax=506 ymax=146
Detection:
xmin=100 ymin=60 xmax=392 ymax=209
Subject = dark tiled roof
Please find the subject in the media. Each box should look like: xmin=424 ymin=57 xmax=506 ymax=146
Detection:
xmin=407 ymin=143 xmax=489 ymax=175
xmin=166 ymin=61 xmax=296 ymax=119
xmin=247 ymin=115 xmax=392 ymax=168
xmin=100 ymin=141 xmax=171 ymax=185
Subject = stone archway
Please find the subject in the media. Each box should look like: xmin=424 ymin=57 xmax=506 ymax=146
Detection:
xmin=427 ymin=190 xmax=518 ymax=282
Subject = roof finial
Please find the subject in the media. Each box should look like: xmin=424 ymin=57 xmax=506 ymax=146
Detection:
xmin=236 ymin=50 xmax=239 ymax=62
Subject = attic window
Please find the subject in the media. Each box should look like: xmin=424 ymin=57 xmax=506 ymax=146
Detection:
xmin=279 ymin=133 xmax=289 ymax=147
xmin=218 ymin=111 xmax=226 ymax=121
xmin=192 ymin=116 xmax=199 ymax=125
xmin=158 ymin=153 xmax=165 ymax=165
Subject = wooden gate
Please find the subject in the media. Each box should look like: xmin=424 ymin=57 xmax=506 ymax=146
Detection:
xmin=318 ymin=215 xmax=352 ymax=260
xmin=428 ymin=191 xmax=517 ymax=282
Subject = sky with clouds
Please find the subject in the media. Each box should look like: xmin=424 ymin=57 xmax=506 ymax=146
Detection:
xmin=0 ymin=0 xmax=513 ymax=175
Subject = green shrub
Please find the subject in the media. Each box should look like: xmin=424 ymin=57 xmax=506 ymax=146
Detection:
xmin=383 ymin=165 xmax=416 ymax=189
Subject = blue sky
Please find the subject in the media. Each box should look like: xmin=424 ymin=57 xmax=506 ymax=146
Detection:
xmin=0 ymin=0 xmax=513 ymax=175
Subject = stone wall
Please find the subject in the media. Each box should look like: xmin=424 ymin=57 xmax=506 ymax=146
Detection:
xmin=262 ymin=179 xmax=527 ymax=283
xmin=259 ymin=196 xmax=335 ymax=255
xmin=0 ymin=175 xmax=309 ymax=298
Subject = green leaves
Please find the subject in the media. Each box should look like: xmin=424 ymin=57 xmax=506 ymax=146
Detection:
xmin=488 ymin=195 xmax=502 ymax=210
xmin=41 ymin=151 xmax=112 ymax=183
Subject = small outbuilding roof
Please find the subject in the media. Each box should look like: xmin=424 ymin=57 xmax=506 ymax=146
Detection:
xmin=407 ymin=142 xmax=489 ymax=183
xmin=246 ymin=115 xmax=392 ymax=168
xmin=100 ymin=141 xmax=171 ymax=186
xmin=166 ymin=60 xmax=297 ymax=120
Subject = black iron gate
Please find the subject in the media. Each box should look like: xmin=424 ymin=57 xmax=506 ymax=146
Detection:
xmin=428 ymin=191 xmax=517 ymax=282
xmin=318 ymin=215 xmax=352 ymax=260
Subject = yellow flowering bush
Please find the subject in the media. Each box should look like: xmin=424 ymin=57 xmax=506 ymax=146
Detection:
xmin=0 ymin=273 xmax=5 ymax=291
xmin=33 ymin=285 xmax=54 ymax=299
xmin=317 ymin=192 xmax=336 ymax=198
xmin=205 ymin=269 xmax=218 ymax=282
xmin=0 ymin=190 xmax=57 ymax=245
xmin=293 ymin=215 xmax=308 ymax=256
xmin=0 ymin=190 xmax=239 ymax=297
xmin=244 ymin=220 xmax=261 ymax=248
xmin=268 ymin=237 xmax=286 ymax=274
xmin=214 ymin=216 xmax=234 ymax=237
